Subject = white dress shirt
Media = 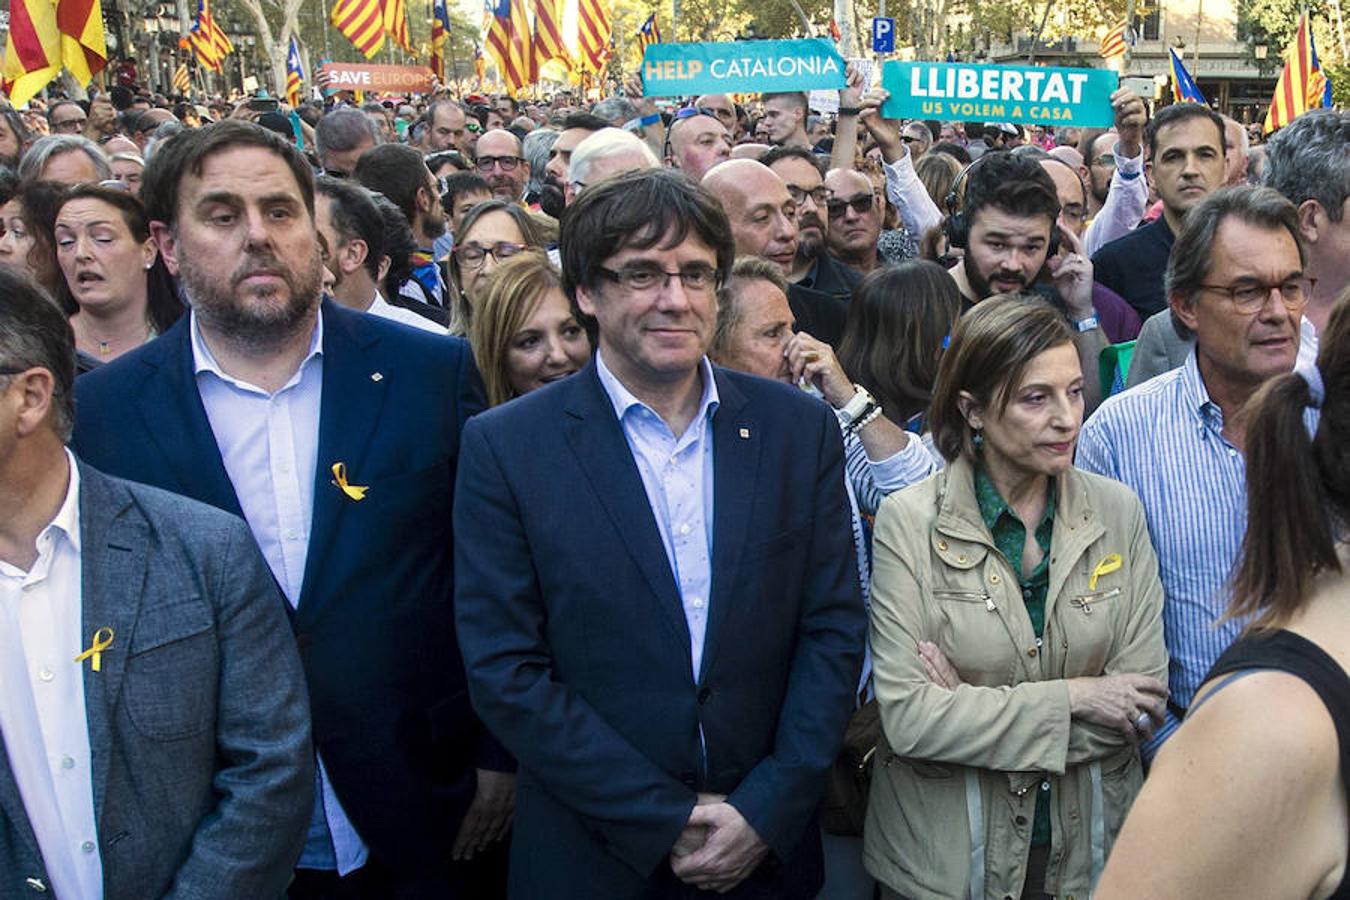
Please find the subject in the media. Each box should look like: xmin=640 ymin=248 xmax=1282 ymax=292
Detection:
xmin=0 ymin=450 xmax=103 ymax=900
xmin=367 ymin=292 xmax=448 ymax=334
xmin=884 ymin=149 xmax=944 ymax=244
xmin=190 ymin=311 xmax=369 ymax=875
xmin=1083 ymin=140 xmax=1149 ymax=256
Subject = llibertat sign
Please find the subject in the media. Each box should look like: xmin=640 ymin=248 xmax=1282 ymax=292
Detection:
xmin=881 ymin=61 xmax=1117 ymax=127
xmin=320 ymin=62 xmax=435 ymax=93
xmin=641 ymin=39 xmax=847 ymax=97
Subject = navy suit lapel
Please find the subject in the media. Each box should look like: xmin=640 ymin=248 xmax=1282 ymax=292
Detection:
xmin=700 ymin=371 xmax=758 ymax=683
xmin=76 ymin=467 xmax=148 ymax=827
xmin=135 ymin=318 xmax=242 ymax=518
xmin=562 ymin=362 xmax=689 ymax=649
xmin=0 ymin=734 xmax=41 ymax=869
xmin=297 ymin=303 xmax=388 ymax=620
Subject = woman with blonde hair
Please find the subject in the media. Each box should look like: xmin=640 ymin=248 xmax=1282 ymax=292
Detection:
xmin=468 ymin=250 xmax=591 ymax=407
xmin=865 ymin=293 xmax=1167 ymax=900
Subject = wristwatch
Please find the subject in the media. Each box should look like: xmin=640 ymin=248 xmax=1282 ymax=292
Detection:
xmin=837 ymin=385 xmax=878 ymax=428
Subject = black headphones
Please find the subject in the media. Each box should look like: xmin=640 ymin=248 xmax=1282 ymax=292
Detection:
xmin=943 ymin=152 xmax=1061 ymax=257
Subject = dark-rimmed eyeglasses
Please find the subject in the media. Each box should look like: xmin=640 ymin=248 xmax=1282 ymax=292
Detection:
xmin=1197 ymin=277 xmax=1308 ymax=314
xmin=51 ymin=117 xmax=87 ymax=133
xmin=826 ymin=194 xmax=874 ymax=218
xmin=786 ymin=185 xmax=829 ymax=206
xmin=475 ymin=155 xmax=523 ymax=173
xmin=596 ymin=263 xmax=719 ymax=294
xmin=455 ymin=241 xmax=527 ymax=268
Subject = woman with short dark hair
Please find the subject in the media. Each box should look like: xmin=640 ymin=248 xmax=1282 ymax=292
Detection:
xmin=836 ymin=260 xmax=961 ymax=434
xmin=865 ymin=293 xmax=1168 ymax=900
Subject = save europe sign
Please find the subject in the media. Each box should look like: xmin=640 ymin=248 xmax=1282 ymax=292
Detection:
xmin=880 ymin=61 xmax=1117 ymax=127
xmin=642 ymin=38 xmax=847 ymax=97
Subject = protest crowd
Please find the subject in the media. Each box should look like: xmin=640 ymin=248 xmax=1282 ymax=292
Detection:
xmin=0 ymin=50 xmax=1348 ymax=900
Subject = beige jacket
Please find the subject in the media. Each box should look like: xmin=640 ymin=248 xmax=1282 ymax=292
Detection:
xmin=863 ymin=456 xmax=1167 ymax=900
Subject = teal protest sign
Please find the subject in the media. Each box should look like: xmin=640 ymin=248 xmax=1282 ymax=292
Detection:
xmin=641 ymin=38 xmax=846 ymax=97
xmin=880 ymin=61 xmax=1117 ymax=127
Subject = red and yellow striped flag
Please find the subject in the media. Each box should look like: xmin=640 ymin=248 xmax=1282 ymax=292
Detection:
xmin=186 ymin=0 xmax=232 ymax=72
xmin=1264 ymin=14 xmax=1333 ymax=134
xmin=57 ymin=0 xmax=107 ymax=86
xmin=383 ymin=0 xmax=413 ymax=53
xmin=532 ymin=0 xmax=567 ymax=69
xmin=1098 ymin=21 xmax=1128 ymax=59
xmin=173 ymin=60 xmax=191 ymax=93
xmin=577 ymin=0 xmax=611 ymax=74
xmin=483 ymin=0 xmax=534 ymax=96
xmin=2 ymin=0 xmax=62 ymax=108
xmin=331 ymin=0 xmax=386 ymax=59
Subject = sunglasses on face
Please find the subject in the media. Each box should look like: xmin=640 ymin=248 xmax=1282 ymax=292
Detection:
xmin=826 ymin=194 xmax=874 ymax=218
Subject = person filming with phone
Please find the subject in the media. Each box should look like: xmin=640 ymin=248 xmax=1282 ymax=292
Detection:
xmin=943 ymin=152 xmax=1109 ymax=410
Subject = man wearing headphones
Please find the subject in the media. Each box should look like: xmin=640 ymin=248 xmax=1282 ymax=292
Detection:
xmin=945 ymin=152 xmax=1109 ymax=408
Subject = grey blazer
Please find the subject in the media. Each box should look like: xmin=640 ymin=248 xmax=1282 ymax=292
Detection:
xmin=1125 ymin=309 xmax=1192 ymax=388
xmin=0 ymin=462 xmax=314 ymax=899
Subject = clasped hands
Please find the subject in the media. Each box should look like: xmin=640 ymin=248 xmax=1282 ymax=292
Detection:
xmin=668 ymin=792 xmax=768 ymax=894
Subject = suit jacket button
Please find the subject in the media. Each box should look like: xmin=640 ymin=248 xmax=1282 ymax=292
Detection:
xmin=680 ymin=771 xmax=697 ymax=787
xmin=697 ymin=687 xmax=712 ymax=705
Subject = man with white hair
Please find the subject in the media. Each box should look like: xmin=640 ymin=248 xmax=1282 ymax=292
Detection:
xmin=565 ymin=127 xmax=659 ymax=203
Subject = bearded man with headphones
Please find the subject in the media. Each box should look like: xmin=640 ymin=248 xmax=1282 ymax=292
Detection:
xmin=943 ymin=151 xmax=1109 ymax=409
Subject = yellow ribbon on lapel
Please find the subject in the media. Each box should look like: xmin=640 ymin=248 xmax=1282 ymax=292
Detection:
xmin=74 ymin=627 xmax=115 ymax=673
xmin=1089 ymin=553 xmax=1123 ymax=591
xmin=331 ymin=462 xmax=369 ymax=501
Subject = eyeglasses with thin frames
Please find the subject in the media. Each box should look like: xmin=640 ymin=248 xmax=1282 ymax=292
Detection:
xmin=455 ymin=241 xmax=527 ymax=268
xmin=1197 ymin=277 xmax=1309 ymax=314
xmin=596 ymin=264 xmax=720 ymax=294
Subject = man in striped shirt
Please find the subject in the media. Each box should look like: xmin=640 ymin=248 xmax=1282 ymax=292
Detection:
xmin=1076 ymin=185 xmax=1315 ymax=759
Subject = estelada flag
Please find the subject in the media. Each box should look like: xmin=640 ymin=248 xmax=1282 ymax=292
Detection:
xmin=1264 ymin=14 xmax=1333 ymax=133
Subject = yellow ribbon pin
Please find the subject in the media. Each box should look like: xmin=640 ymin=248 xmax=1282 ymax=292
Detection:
xmin=330 ymin=462 xmax=369 ymax=501
xmin=74 ymin=627 xmax=115 ymax=673
xmin=1089 ymin=553 xmax=1123 ymax=590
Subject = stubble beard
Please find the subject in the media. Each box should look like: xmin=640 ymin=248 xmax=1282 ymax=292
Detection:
xmin=181 ymin=247 xmax=323 ymax=355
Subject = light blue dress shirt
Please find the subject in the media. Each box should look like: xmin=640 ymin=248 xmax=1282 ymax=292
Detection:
xmin=595 ymin=351 xmax=719 ymax=681
xmin=190 ymin=311 xmax=369 ymax=875
xmin=1076 ymin=349 xmax=1319 ymax=758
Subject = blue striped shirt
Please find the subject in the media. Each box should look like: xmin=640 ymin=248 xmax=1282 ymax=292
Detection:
xmin=1076 ymin=350 xmax=1318 ymax=757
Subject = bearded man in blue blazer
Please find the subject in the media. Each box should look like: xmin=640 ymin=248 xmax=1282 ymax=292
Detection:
xmin=72 ymin=121 xmax=511 ymax=898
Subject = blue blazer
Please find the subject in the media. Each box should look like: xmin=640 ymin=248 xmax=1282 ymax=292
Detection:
xmin=453 ymin=360 xmax=866 ymax=899
xmin=71 ymin=301 xmax=506 ymax=880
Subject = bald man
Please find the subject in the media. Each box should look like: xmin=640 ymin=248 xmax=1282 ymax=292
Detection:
xmin=703 ymin=159 xmax=847 ymax=344
xmin=666 ymin=112 xmax=732 ymax=182
xmin=823 ymin=168 xmax=883 ymax=273
xmin=694 ymin=93 xmax=738 ymax=139
xmin=475 ymin=128 xmax=530 ymax=201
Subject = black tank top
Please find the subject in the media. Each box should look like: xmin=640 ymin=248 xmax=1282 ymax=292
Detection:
xmin=1207 ymin=630 xmax=1350 ymax=899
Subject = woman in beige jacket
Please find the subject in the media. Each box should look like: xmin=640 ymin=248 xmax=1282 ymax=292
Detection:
xmin=864 ymin=296 xmax=1169 ymax=900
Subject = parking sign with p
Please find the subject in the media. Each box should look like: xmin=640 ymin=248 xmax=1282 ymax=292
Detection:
xmin=872 ymin=17 xmax=895 ymax=54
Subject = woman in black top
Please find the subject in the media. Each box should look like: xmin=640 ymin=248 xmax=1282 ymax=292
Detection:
xmin=1097 ymin=290 xmax=1350 ymax=899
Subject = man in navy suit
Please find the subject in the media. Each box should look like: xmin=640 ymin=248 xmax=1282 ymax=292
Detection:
xmin=454 ymin=168 xmax=866 ymax=899
xmin=71 ymin=120 xmax=511 ymax=898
